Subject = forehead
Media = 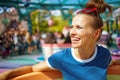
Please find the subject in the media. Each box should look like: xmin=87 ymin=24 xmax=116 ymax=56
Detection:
xmin=72 ymin=14 xmax=94 ymax=26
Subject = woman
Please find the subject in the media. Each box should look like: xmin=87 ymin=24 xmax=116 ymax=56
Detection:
xmin=0 ymin=0 xmax=118 ymax=80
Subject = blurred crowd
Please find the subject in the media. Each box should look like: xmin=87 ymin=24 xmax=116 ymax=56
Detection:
xmin=0 ymin=20 xmax=71 ymax=59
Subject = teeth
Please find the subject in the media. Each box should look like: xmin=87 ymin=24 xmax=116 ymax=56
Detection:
xmin=72 ymin=38 xmax=80 ymax=41
xmin=73 ymin=39 xmax=78 ymax=41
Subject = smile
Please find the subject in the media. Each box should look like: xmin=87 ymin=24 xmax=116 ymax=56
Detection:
xmin=71 ymin=37 xmax=80 ymax=43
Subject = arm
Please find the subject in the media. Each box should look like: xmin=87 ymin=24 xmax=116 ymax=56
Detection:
xmin=32 ymin=61 xmax=52 ymax=72
xmin=0 ymin=61 xmax=52 ymax=80
xmin=0 ymin=66 xmax=32 ymax=80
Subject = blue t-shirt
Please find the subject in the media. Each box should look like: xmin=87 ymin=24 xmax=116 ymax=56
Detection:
xmin=47 ymin=45 xmax=111 ymax=80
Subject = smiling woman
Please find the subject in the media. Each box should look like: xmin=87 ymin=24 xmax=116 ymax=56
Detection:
xmin=0 ymin=0 xmax=118 ymax=80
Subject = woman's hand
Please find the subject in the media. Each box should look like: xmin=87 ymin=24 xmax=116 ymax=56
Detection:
xmin=0 ymin=70 xmax=11 ymax=80
xmin=0 ymin=73 xmax=6 ymax=80
xmin=0 ymin=66 xmax=32 ymax=80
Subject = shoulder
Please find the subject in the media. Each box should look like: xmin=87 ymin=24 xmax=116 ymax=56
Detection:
xmin=47 ymin=48 xmax=71 ymax=69
xmin=96 ymin=45 xmax=112 ymax=67
xmin=97 ymin=45 xmax=110 ymax=54
xmin=97 ymin=46 xmax=111 ymax=59
xmin=51 ymin=48 xmax=71 ymax=57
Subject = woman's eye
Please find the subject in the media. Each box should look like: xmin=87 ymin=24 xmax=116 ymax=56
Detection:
xmin=69 ymin=25 xmax=83 ymax=29
xmin=76 ymin=25 xmax=83 ymax=29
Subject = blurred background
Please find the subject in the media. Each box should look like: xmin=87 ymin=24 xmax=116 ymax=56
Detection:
xmin=0 ymin=1 xmax=120 ymax=79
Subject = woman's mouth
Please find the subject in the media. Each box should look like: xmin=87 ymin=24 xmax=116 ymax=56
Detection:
xmin=71 ymin=38 xmax=80 ymax=43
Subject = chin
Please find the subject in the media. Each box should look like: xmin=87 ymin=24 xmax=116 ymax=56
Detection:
xmin=71 ymin=44 xmax=81 ymax=48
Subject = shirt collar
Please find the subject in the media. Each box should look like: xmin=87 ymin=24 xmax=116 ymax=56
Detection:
xmin=71 ymin=45 xmax=97 ymax=63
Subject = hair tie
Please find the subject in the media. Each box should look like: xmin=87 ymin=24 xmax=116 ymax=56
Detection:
xmin=76 ymin=8 xmax=97 ymax=15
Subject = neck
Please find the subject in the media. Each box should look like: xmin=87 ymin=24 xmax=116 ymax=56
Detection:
xmin=73 ymin=45 xmax=96 ymax=60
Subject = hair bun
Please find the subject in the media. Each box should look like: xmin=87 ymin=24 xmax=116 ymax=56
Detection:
xmin=85 ymin=0 xmax=112 ymax=15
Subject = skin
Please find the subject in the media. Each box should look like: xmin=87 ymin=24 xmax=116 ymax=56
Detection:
xmin=70 ymin=14 xmax=102 ymax=59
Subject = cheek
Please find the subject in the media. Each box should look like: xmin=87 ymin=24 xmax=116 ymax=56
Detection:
xmin=78 ymin=31 xmax=94 ymax=41
xmin=78 ymin=31 xmax=91 ymax=37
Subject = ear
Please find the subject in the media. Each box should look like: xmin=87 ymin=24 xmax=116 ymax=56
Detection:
xmin=94 ymin=28 xmax=103 ymax=41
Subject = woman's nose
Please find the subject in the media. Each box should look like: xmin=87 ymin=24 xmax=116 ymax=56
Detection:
xmin=70 ymin=27 xmax=77 ymax=35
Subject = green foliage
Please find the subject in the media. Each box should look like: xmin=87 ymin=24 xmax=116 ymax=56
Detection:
xmin=30 ymin=10 xmax=69 ymax=33
xmin=48 ymin=16 xmax=69 ymax=32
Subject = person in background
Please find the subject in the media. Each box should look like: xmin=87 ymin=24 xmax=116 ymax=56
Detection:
xmin=44 ymin=32 xmax=56 ymax=43
xmin=1 ymin=0 xmax=120 ymax=80
xmin=55 ymin=31 xmax=65 ymax=44
xmin=24 ymin=32 xmax=33 ymax=54
xmin=64 ymin=32 xmax=71 ymax=43
xmin=62 ymin=26 xmax=70 ymax=38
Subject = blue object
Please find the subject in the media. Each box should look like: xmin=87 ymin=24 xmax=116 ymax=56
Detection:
xmin=47 ymin=45 xmax=111 ymax=80
xmin=35 ymin=55 xmax=45 ymax=62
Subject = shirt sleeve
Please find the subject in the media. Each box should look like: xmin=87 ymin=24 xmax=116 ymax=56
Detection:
xmin=105 ymin=49 xmax=112 ymax=67
xmin=98 ymin=46 xmax=112 ymax=68
xmin=46 ymin=51 xmax=63 ymax=70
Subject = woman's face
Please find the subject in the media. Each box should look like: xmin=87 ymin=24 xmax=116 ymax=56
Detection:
xmin=70 ymin=14 xmax=98 ymax=49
